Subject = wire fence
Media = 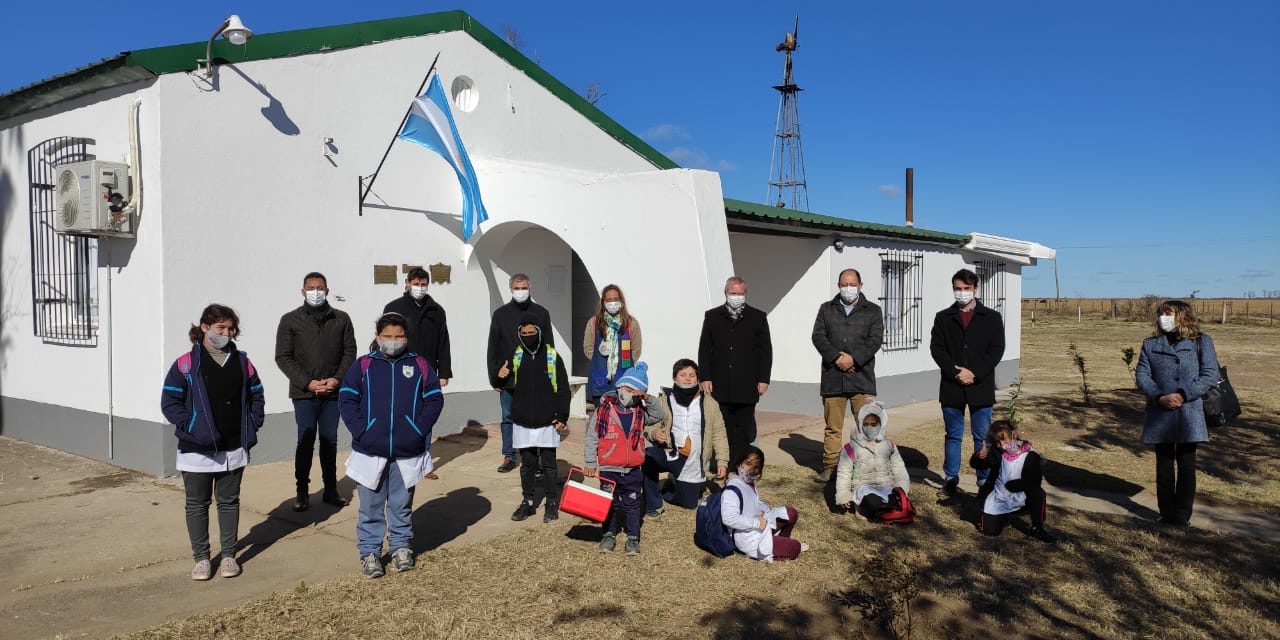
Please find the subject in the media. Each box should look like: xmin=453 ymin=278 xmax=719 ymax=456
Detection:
xmin=1021 ymin=297 xmax=1280 ymax=327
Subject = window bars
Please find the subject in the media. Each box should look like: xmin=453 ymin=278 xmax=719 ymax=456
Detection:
xmin=880 ymin=250 xmax=924 ymax=351
xmin=976 ymin=258 xmax=1007 ymax=316
xmin=28 ymin=137 xmax=98 ymax=345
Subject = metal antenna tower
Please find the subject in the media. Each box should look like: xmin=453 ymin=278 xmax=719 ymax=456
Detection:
xmin=766 ymin=16 xmax=810 ymax=211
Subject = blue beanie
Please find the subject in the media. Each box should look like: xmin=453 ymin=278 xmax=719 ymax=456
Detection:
xmin=615 ymin=362 xmax=649 ymax=393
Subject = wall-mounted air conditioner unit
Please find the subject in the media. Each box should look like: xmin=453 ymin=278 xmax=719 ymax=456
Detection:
xmin=53 ymin=160 xmax=135 ymax=238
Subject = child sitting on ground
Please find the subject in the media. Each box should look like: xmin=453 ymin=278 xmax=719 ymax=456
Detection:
xmin=584 ymin=362 xmax=665 ymax=556
xmin=834 ymin=401 xmax=912 ymax=522
xmin=721 ymin=445 xmax=808 ymax=561
xmin=970 ymin=420 xmax=1055 ymax=543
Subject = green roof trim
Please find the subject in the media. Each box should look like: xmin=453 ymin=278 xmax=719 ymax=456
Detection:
xmin=0 ymin=11 xmax=677 ymax=169
xmin=723 ymin=197 xmax=970 ymax=245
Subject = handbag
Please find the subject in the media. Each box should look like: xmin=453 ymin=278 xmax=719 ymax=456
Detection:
xmin=1197 ymin=337 xmax=1241 ymax=427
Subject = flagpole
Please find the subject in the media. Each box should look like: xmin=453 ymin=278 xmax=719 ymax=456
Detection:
xmin=359 ymin=51 xmax=442 ymax=216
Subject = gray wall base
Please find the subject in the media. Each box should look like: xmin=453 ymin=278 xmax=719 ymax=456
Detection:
xmin=758 ymin=359 xmax=1021 ymax=414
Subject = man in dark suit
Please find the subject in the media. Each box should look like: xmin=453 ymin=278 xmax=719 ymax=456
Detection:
xmin=698 ymin=276 xmax=773 ymax=464
xmin=929 ymin=268 xmax=1006 ymax=495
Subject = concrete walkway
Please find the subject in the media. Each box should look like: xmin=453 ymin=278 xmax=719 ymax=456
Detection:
xmin=2 ymin=395 xmax=1276 ymax=639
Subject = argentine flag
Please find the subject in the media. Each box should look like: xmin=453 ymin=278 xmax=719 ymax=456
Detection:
xmin=398 ymin=74 xmax=489 ymax=240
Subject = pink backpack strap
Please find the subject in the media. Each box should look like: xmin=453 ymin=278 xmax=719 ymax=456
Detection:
xmin=177 ymin=353 xmax=192 ymax=375
xmin=243 ymin=353 xmax=257 ymax=378
xmin=416 ymin=355 xmax=430 ymax=377
xmin=360 ymin=355 xmax=373 ymax=376
xmin=843 ymin=443 xmax=856 ymax=460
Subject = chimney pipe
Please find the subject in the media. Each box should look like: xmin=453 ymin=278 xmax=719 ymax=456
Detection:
xmin=905 ymin=167 xmax=914 ymax=227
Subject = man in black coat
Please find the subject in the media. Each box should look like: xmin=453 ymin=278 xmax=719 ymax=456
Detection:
xmin=929 ymin=268 xmax=1006 ymax=495
xmin=275 ymin=271 xmax=357 ymax=511
xmin=698 ymin=275 xmax=773 ymax=464
xmin=811 ymin=268 xmax=883 ymax=483
xmin=486 ymin=273 xmax=555 ymax=473
xmin=383 ymin=267 xmax=452 ymax=385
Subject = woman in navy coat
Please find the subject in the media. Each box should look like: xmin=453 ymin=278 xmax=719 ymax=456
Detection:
xmin=1134 ymin=300 xmax=1219 ymax=526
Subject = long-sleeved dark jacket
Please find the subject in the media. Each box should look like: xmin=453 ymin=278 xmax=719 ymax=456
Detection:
xmin=507 ymin=327 xmax=571 ymax=427
xmin=698 ymin=304 xmax=773 ymax=405
xmin=383 ymin=293 xmax=453 ymax=379
xmin=811 ymin=294 xmax=884 ymax=396
xmin=487 ymin=299 xmax=554 ymax=389
xmin=274 ymin=304 xmax=356 ymax=400
xmin=929 ymin=302 xmax=1005 ymax=407
xmin=161 ymin=343 xmax=266 ymax=453
xmin=971 ymin=445 xmax=1043 ymax=502
xmin=338 ymin=350 xmax=444 ymax=459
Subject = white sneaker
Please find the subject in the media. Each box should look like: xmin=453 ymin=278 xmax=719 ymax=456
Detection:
xmin=219 ymin=556 xmax=242 ymax=578
xmin=191 ymin=559 xmax=212 ymax=581
xmin=799 ymin=542 xmax=810 ymax=552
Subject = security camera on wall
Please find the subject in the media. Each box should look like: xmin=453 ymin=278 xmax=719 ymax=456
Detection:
xmin=53 ymin=160 xmax=135 ymax=238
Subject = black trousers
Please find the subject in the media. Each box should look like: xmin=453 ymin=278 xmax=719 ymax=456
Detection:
xmin=1154 ymin=443 xmax=1198 ymax=523
xmin=519 ymin=447 xmax=560 ymax=506
xmin=719 ymin=401 xmax=758 ymax=465
xmin=981 ymin=488 xmax=1048 ymax=536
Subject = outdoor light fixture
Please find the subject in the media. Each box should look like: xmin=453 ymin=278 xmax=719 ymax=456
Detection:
xmin=199 ymin=14 xmax=254 ymax=78
xmin=832 ymin=238 xmax=845 ymax=252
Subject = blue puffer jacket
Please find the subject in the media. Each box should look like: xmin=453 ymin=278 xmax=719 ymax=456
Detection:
xmin=160 ymin=345 xmax=266 ymax=453
xmin=339 ymin=350 xmax=444 ymax=459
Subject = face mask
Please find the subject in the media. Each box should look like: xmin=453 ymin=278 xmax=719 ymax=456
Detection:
xmin=410 ymin=285 xmax=429 ymax=301
xmin=511 ymin=289 xmax=531 ymax=304
xmin=737 ymin=465 xmax=760 ymax=483
xmin=861 ymin=423 xmax=882 ymax=441
xmin=205 ymin=332 xmax=230 ymax=350
xmin=305 ymin=290 xmax=326 ymax=307
xmin=604 ymin=301 xmax=623 ymax=315
xmin=954 ymin=290 xmax=975 ymax=305
xmin=839 ymin=286 xmax=859 ymax=303
xmin=675 ymin=382 xmax=698 ymax=390
xmin=726 ymin=294 xmax=746 ymax=309
xmin=1158 ymin=314 xmax=1176 ymax=333
xmin=519 ymin=331 xmax=541 ymax=353
xmin=1002 ymin=439 xmax=1021 ymax=454
xmin=378 ymin=339 xmax=407 ymax=357
xmin=618 ymin=390 xmax=635 ymax=406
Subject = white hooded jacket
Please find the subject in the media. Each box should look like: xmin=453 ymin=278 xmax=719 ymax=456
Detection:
xmin=834 ymin=401 xmax=911 ymax=506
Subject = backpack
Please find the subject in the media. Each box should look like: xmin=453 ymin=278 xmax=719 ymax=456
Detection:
xmin=879 ymin=487 xmax=916 ymax=525
xmin=694 ymin=485 xmax=743 ymax=558
xmin=360 ymin=353 xmax=430 ymax=377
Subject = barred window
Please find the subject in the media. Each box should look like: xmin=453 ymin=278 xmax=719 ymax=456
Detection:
xmin=976 ymin=258 xmax=1007 ymax=316
xmin=879 ymin=250 xmax=924 ymax=351
xmin=28 ymin=137 xmax=98 ymax=345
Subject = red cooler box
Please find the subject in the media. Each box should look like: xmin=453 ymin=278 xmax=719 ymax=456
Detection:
xmin=560 ymin=467 xmax=617 ymax=523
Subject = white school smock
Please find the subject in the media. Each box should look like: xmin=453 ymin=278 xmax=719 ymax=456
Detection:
xmin=983 ymin=451 xmax=1029 ymax=515
xmin=512 ymin=423 xmax=561 ymax=449
xmin=176 ymin=447 xmax=249 ymax=473
xmin=669 ymin=396 xmax=705 ymax=483
xmin=721 ymin=476 xmax=791 ymax=562
xmin=345 ymin=450 xmax=434 ymax=491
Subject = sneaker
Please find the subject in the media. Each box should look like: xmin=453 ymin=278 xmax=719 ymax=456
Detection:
xmin=598 ymin=532 xmax=617 ymax=553
xmin=219 ymin=556 xmax=241 ymax=578
xmin=321 ymin=490 xmax=348 ymax=507
xmin=645 ymin=506 xmax=664 ymax=519
xmin=624 ymin=536 xmax=641 ymax=556
xmin=1028 ymin=526 xmax=1057 ymax=544
xmin=511 ymin=501 xmax=537 ymax=521
xmin=812 ymin=468 xmax=833 ymax=483
xmin=361 ymin=553 xmax=384 ymax=579
xmin=799 ymin=542 xmax=811 ymax=552
xmin=497 ymin=457 xmax=518 ymax=473
xmin=943 ymin=477 xmax=960 ymax=497
xmin=543 ymin=502 xmax=559 ymax=523
xmin=190 ymin=559 xmax=213 ymax=581
xmin=391 ymin=547 xmax=415 ymax=572
xmin=292 ymin=492 xmax=310 ymax=512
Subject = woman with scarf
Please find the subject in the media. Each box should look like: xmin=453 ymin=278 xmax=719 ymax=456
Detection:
xmin=583 ymin=284 xmax=643 ymax=407
xmin=642 ymin=359 xmax=729 ymax=518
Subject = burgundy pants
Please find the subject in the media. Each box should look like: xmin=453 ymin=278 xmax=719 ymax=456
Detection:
xmin=771 ymin=506 xmax=802 ymax=561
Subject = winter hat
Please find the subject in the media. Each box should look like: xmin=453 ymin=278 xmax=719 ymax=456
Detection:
xmin=615 ymin=362 xmax=650 ymax=393
xmin=855 ymin=400 xmax=889 ymax=442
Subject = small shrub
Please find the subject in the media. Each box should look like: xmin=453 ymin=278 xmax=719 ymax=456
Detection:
xmin=1068 ymin=341 xmax=1093 ymax=404
xmin=1003 ymin=378 xmax=1024 ymax=427
xmin=1121 ymin=346 xmax=1136 ymax=374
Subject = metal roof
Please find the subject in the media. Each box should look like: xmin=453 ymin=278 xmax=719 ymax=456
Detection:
xmin=723 ymin=198 xmax=970 ymax=245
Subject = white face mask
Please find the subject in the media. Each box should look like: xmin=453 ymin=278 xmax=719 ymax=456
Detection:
xmin=511 ymin=289 xmax=530 ymax=304
xmin=954 ymin=290 xmax=975 ymax=305
xmin=1158 ymin=314 xmax=1177 ymax=333
xmin=618 ymin=390 xmax=635 ymax=406
xmin=205 ymin=332 xmax=230 ymax=350
xmin=305 ymin=290 xmax=326 ymax=307
xmin=737 ymin=465 xmax=760 ymax=483
xmin=409 ymin=285 xmax=429 ymax=301
xmin=839 ymin=286 xmax=859 ymax=303
xmin=604 ymin=301 xmax=623 ymax=315
xmin=675 ymin=381 xmax=698 ymax=390
xmin=726 ymin=294 xmax=746 ymax=309
xmin=378 ymin=339 xmax=407 ymax=357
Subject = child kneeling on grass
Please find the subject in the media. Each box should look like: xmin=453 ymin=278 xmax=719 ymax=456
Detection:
xmin=835 ymin=400 xmax=912 ymax=522
xmin=722 ymin=445 xmax=808 ymax=562
xmin=970 ymin=420 xmax=1055 ymax=543
xmin=585 ymin=362 xmax=665 ymax=556
xmin=339 ymin=313 xmax=444 ymax=579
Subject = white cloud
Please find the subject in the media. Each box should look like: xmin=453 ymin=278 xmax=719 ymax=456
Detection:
xmin=642 ymin=123 xmax=691 ymax=141
xmin=717 ymin=159 xmax=737 ymax=172
xmin=879 ymin=184 xmax=902 ymax=199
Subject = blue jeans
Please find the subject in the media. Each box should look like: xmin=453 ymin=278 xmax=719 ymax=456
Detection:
xmin=500 ymin=390 xmax=515 ymax=459
xmin=356 ymin=462 xmax=415 ymax=557
xmin=642 ymin=446 xmax=703 ymax=511
xmin=293 ymin=397 xmax=341 ymax=493
xmin=942 ymin=405 xmax=993 ymax=484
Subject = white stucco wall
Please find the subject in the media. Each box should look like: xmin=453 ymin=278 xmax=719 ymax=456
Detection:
xmin=0 ymin=82 xmax=167 ymax=421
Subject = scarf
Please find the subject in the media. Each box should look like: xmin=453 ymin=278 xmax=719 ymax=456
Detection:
xmin=725 ymin=303 xmax=743 ymax=322
xmin=671 ymin=385 xmax=699 ymax=407
xmin=600 ymin=314 xmax=632 ymax=381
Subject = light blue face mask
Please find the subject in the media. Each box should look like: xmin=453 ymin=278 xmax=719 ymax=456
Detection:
xmin=205 ymin=332 xmax=230 ymax=349
xmin=618 ymin=390 xmax=635 ymax=406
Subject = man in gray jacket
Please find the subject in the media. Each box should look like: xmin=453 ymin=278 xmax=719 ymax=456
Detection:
xmin=810 ymin=268 xmax=884 ymax=483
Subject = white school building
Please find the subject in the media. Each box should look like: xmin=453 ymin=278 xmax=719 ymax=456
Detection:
xmin=0 ymin=11 xmax=1054 ymax=475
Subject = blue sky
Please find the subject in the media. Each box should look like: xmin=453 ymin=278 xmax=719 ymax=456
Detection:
xmin=3 ymin=1 xmax=1277 ymax=298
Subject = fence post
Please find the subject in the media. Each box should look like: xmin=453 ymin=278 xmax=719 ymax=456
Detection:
xmin=1078 ymin=304 xmax=1082 ymax=322
xmin=1111 ymin=298 xmax=1117 ymax=320
xmin=1221 ymin=302 xmax=1228 ymax=325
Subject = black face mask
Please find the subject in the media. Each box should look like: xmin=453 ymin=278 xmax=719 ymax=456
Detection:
xmin=519 ymin=331 xmax=541 ymax=354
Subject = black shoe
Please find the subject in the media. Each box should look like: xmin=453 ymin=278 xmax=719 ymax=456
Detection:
xmin=543 ymin=502 xmax=559 ymax=523
xmin=292 ymin=492 xmax=310 ymax=512
xmin=497 ymin=457 xmax=518 ymax=473
xmin=511 ymin=501 xmax=537 ymax=521
xmin=321 ymin=490 xmax=348 ymax=508
xmin=1157 ymin=515 xmax=1190 ymax=527
xmin=1028 ymin=525 xmax=1057 ymax=544
xmin=943 ymin=477 xmax=960 ymax=497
